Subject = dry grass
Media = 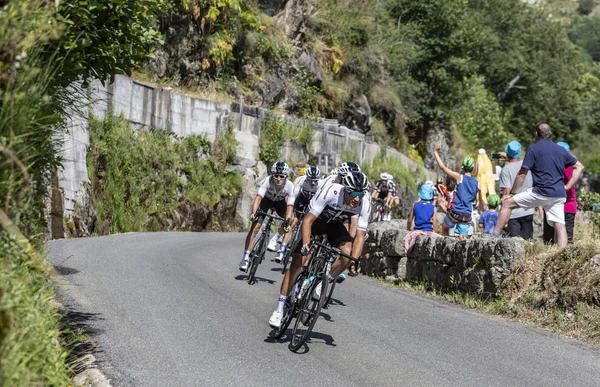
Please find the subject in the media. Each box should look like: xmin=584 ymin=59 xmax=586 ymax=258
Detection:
xmin=131 ymin=71 xmax=233 ymax=103
xmin=386 ymin=235 xmax=600 ymax=345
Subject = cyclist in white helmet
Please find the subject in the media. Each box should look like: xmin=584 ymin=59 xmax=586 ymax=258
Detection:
xmin=269 ymin=171 xmax=371 ymax=328
xmin=371 ymin=172 xmax=400 ymax=221
xmin=239 ymin=161 xmax=294 ymax=272
xmin=272 ymin=165 xmax=322 ymax=263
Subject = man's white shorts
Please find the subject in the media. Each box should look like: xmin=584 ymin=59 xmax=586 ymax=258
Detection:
xmin=513 ymin=188 xmax=566 ymax=226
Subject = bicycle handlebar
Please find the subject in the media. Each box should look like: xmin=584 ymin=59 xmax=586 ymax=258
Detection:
xmin=254 ymin=209 xmax=286 ymax=222
xmin=312 ymin=241 xmax=360 ymax=263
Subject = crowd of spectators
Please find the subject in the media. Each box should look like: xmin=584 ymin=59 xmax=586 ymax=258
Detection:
xmin=428 ymin=123 xmax=585 ymax=246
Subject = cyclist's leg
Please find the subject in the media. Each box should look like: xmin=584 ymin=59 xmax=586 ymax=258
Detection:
xmin=277 ymin=196 xmax=307 ymax=261
xmin=325 ymin=221 xmax=354 ymax=278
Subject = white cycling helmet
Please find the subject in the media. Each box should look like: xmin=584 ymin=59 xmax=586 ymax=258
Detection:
xmin=342 ymin=171 xmax=369 ymax=192
xmin=271 ymin=161 xmax=290 ymax=176
xmin=380 ymin=172 xmax=393 ymax=181
xmin=338 ymin=161 xmax=361 ymax=177
xmin=304 ymin=165 xmax=320 ymax=179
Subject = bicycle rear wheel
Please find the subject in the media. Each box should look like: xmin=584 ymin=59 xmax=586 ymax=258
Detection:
xmin=288 ymin=273 xmax=328 ymax=352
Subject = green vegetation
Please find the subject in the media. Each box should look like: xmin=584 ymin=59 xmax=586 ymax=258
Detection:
xmin=363 ymin=154 xmax=425 ymax=195
xmin=258 ymin=114 xmax=315 ymax=166
xmin=88 ymin=114 xmax=242 ymax=234
xmin=0 ymin=231 xmax=73 ymax=385
xmin=136 ymin=0 xmax=600 ymax=173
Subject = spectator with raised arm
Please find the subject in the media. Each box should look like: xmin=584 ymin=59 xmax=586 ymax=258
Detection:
xmin=492 ymin=124 xmax=584 ymax=246
xmin=433 ymin=143 xmax=479 ymax=239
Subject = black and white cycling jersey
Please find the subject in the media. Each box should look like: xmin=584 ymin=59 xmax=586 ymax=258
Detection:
xmin=256 ymin=176 xmax=295 ymax=204
xmin=289 ymin=175 xmax=320 ymax=202
xmin=375 ymin=180 xmax=397 ymax=197
xmin=308 ymin=183 xmax=371 ymax=231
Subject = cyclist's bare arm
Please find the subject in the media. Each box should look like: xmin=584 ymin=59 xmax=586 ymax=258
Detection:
xmin=301 ymin=212 xmax=316 ymax=248
xmin=250 ymin=196 xmax=262 ymax=219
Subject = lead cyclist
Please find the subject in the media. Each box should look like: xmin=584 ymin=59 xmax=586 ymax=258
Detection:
xmin=269 ymin=171 xmax=371 ymax=328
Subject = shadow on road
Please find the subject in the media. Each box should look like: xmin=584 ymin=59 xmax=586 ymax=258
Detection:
xmin=265 ymin=329 xmax=336 ymax=351
xmin=54 ymin=265 xmax=80 ymax=276
xmin=233 ymin=274 xmax=276 ymax=285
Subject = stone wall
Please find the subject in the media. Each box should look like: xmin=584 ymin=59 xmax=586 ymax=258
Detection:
xmin=361 ymin=221 xmax=527 ymax=295
xmin=55 ymin=75 xmax=437 ymax=233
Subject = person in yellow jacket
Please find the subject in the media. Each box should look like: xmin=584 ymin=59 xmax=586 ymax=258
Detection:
xmin=294 ymin=167 xmax=307 ymax=184
xmin=476 ymin=148 xmax=496 ymax=210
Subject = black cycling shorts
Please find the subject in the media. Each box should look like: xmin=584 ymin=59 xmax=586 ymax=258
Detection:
xmin=256 ymin=197 xmax=287 ymax=222
xmin=294 ymin=217 xmax=353 ymax=253
xmin=293 ymin=192 xmax=311 ymax=216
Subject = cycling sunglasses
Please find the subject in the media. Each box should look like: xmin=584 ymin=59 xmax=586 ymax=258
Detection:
xmin=347 ymin=190 xmax=365 ymax=198
xmin=273 ymin=174 xmax=287 ymax=180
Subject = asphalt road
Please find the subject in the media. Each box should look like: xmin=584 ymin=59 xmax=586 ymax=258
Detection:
xmin=48 ymin=232 xmax=600 ymax=387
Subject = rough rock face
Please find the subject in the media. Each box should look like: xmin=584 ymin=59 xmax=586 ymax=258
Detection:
xmin=423 ymin=128 xmax=455 ymax=171
xmin=395 ymin=185 xmax=418 ymax=219
xmin=275 ymin=0 xmax=316 ymax=44
xmin=343 ymin=94 xmax=373 ymax=133
xmin=408 ymin=236 xmax=525 ymax=294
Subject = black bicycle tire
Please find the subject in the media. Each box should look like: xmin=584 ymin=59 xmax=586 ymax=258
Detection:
xmin=288 ymin=273 xmax=327 ymax=352
xmin=247 ymin=226 xmax=268 ymax=284
xmin=281 ymin=223 xmax=301 ymax=274
xmin=323 ymin=279 xmax=336 ymax=309
xmin=273 ymin=271 xmax=306 ymax=339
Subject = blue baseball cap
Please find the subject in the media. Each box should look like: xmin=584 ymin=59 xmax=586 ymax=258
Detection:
xmin=505 ymin=141 xmax=522 ymax=159
xmin=418 ymin=184 xmax=434 ymax=201
xmin=557 ymin=141 xmax=570 ymax=152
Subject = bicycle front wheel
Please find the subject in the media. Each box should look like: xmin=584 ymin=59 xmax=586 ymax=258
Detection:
xmin=288 ymin=273 xmax=328 ymax=352
xmin=323 ymin=280 xmax=336 ymax=309
xmin=247 ymin=230 xmax=267 ymax=284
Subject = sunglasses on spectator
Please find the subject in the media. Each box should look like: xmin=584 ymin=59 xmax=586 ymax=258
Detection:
xmin=347 ymin=190 xmax=365 ymax=198
xmin=273 ymin=174 xmax=287 ymax=180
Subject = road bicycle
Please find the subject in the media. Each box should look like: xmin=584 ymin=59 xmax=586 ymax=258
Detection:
xmin=371 ymin=198 xmax=389 ymax=222
xmin=280 ymin=208 xmax=307 ymax=275
xmin=272 ymin=237 xmax=359 ymax=352
xmin=247 ymin=209 xmax=286 ymax=285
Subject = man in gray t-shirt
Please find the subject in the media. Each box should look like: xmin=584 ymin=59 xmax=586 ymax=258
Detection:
xmin=498 ymin=141 xmax=534 ymax=239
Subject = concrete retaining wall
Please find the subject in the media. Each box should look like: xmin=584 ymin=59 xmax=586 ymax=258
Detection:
xmin=57 ymin=75 xmax=436 ymax=227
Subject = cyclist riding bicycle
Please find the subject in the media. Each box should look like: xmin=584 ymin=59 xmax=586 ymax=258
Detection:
xmin=274 ymin=165 xmax=321 ymax=263
xmin=269 ymin=171 xmax=371 ymax=328
xmin=239 ymin=161 xmax=294 ymax=272
xmin=371 ymin=172 xmax=399 ymax=221
xmin=316 ymin=161 xmax=361 ymax=194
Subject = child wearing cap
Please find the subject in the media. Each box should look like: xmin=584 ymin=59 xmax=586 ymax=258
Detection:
xmin=478 ymin=194 xmax=500 ymax=236
xmin=407 ymin=184 xmax=437 ymax=232
xmin=433 ymin=143 xmax=480 ymax=239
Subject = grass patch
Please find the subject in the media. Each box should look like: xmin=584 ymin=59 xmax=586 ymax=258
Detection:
xmin=384 ymin=239 xmax=600 ymax=345
xmin=363 ymin=153 xmax=424 ymax=195
xmin=0 ymin=231 xmax=73 ymax=385
xmin=88 ymin=114 xmax=242 ymax=234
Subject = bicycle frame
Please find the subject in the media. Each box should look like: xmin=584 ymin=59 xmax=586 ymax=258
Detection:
xmin=246 ymin=209 xmax=285 ymax=284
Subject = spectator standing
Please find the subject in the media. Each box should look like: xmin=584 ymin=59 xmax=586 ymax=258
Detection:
xmin=492 ymin=124 xmax=584 ymax=246
xmin=498 ymin=140 xmax=535 ymax=239
xmin=433 ymin=143 xmax=479 ymax=239
xmin=478 ymin=194 xmax=500 ymax=236
xmin=543 ymin=141 xmax=577 ymax=243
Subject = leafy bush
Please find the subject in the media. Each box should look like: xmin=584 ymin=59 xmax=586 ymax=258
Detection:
xmin=258 ymin=114 xmax=287 ymax=167
xmin=363 ymin=154 xmax=423 ymax=195
xmin=0 ymin=231 xmax=72 ymax=385
xmin=88 ymin=114 xmax=242 ymax=234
